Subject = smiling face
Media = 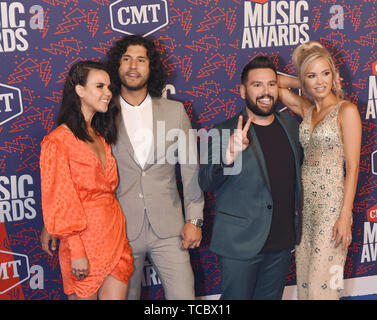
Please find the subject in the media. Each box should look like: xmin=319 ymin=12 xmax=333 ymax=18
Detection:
xmin=240 ymin=68 xmax=279 ymax=117
xmin=302 ymin=57 xmax=334 ymax=100
xmin=75 ymin=69 xmax=112 ymax=121
xmin=118 ymin=44 xmax=150 ymax=94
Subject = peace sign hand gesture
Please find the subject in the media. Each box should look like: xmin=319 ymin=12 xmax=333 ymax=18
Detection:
xmin=224 ymin=115 xmax=253 ymax=165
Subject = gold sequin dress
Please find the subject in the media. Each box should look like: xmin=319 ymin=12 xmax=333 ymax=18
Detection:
xmin=295 ymin=101 xmax=347 ymax=300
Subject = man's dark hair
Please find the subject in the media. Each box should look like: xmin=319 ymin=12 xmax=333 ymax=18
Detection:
xmin=57 ymin=60 xmax=119 ymax=144
xmin=106 ymin=34 xmax=167 ymax=98
xmin=241 ymin=56 xmax=277 ymax=84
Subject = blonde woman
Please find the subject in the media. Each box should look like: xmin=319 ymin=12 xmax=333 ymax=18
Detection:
xmin=278 ymin=41 xmax=361 ymax=299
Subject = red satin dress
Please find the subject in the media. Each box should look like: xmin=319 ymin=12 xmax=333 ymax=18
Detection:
xmin=40 ymin=125 xmax=133 ymax=298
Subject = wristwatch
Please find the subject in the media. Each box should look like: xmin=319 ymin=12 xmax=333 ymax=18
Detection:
xmin=186 ymin=218 xmax=204 ymax=228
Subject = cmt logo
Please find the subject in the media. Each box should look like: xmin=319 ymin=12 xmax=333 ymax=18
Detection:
xmin=373 ymin=61 xmax=377 ymax=76
xmin=0 ymin=250 xmax=30 ymax=294
xmin=0 ymin=83 xmax=23 ymax=126
xmin=109 ymin=0 xmax=169 ymax=36
xmin=367 ymin=204 xmax=377 ymax=223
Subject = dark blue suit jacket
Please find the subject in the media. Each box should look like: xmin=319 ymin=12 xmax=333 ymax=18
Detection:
xmin=199 ymin=108 xmax=303 ymax=260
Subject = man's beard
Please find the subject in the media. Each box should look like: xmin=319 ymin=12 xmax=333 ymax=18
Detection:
xmin=120 ymin=77 xmax=148 ymax=92
xmin=245 ymin=94 xmax=279 ymax=117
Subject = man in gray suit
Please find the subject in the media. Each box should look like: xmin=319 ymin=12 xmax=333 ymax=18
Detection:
xmin=105 ymin=35 xmax=204 ymax=300
xmin=41 ymin=35 xmax=204 ymax=300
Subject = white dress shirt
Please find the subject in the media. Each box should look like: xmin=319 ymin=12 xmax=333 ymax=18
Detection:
xmin=120 ymin=94 xmax=153 ymax=168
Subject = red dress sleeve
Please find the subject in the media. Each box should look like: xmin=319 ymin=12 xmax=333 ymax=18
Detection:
xmin=40 ymin=136 xmax=87 ymax=260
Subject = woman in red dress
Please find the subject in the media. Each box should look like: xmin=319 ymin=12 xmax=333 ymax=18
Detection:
xmin=40 ymin=61 xmax=133 ymax=299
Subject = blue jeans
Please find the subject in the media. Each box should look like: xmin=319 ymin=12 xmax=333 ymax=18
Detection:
xmin=218 ymin=249 xmax=292 ymax=300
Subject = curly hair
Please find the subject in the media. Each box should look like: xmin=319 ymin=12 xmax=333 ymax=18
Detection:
xmin=56 ymin=60 xmax=119 ymax=144
xmin=106 ymin=35 xmax=167 ymax=98
xmin=292 ymin=41 xmax=344 ymax=99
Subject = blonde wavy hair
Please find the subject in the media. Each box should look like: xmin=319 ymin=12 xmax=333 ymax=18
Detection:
xmin=292 ymin=41 xmax=344 ymax=99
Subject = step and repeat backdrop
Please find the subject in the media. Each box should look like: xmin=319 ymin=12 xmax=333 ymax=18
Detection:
xmin=0 ymin=0 xmax=377 ymax=300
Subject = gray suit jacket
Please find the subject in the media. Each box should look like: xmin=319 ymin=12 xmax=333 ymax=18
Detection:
xmin=112 ymin=97 xmax=204 ymax=241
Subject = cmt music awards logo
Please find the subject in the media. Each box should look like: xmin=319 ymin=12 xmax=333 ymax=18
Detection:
xmin=0 ymin=250 xmax=30 ymax=294
xmin=0 ymin=250 xmax=44 ymax=295
xmin=361 ymin=205 xmax=377 ymax=263
xmin=0 ymin=174 xmax=37 ymax=223
xmin=242 ymin=0 xmax=310 ymax=48
xmin=109 ymin=0 xmax=169 ymax=36
xmin=0 ymin=2 xmax=44 ymax=53
xmin=0 ymin=83 xmax=23 ymax=126
xmin=369 ymin=64 xmax=377 ymax=182
xmin=365 ymin=60 xmax=377 ymax=120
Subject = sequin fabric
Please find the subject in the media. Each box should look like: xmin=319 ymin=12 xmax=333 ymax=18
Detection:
xmin=295 ymin=101 xmax=347 ymax=300
xmin=40 ymin=126 xmax=133 ymax=298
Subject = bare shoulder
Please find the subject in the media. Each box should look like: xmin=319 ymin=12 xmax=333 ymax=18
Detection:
xmin=301 ymin=98 xmax=313 ymax=113
xmin=339 ymin=101 xmax=359 ymax=113
xmin=338 ymin=101 xmax=361 ymax=134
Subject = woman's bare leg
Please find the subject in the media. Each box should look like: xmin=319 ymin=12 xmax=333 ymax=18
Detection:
xmin=98 ymin=274 xmax=128 ymax=300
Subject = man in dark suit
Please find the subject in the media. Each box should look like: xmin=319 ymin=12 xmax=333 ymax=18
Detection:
xmin=199 ymin=56 xmax=303 ymax=300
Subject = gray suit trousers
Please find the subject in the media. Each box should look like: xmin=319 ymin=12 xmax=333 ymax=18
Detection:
xmin=127 ymin=212 xmax=195 ymax=300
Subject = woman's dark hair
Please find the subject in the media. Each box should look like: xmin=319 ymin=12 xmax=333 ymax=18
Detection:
xmin=106 ymin=34 xmax=167 ymax=97
xmin=241 ymin=56 xmax=277 ymax=84
xmin=56 ymin=60 xmax=119 ymax=144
